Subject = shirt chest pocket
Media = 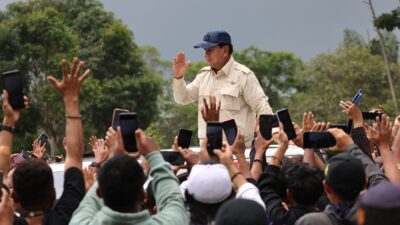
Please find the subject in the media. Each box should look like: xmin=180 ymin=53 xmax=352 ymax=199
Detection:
xmin=220 ymin=84 xmax=240 ymax=111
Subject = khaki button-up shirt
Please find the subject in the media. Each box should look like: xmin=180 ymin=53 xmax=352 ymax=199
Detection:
xmin=172 ymin=56 xmax=273 ymax=147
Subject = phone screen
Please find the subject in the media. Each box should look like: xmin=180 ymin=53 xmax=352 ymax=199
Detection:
xmin=276 ymin=108 xmax=297 ymax=140
xmin=2 ymin=70 xmax=24 ymax=109
xmin=38 ymin=132 xmax=48 ymax=146
xmin=119 ymin=112 xmax=138 ymax=152
xmin=161 ymin=151 xmax=185 ymax=166
xmin=362 ymin=112 xmax=383 ymax=120
xmin=303 ymin=132 xmax=336 ymax=148
xmin=112 ymin=108 xmax=129 ymax=129
xmin=222 ymin=119 xmax=237 ymax=145
xmin=259 ymin=115 xmax=278 ymax=140
xmin=206 ymin=122 xmax=223 ymax=156
xmin=178 ymin=129 xmax=193 ymax=149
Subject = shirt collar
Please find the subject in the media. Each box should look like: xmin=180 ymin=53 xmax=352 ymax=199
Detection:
xmin=217 ymin=56 xmax=234 ymax=77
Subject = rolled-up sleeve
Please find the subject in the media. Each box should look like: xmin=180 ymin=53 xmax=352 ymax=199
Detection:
xmin=172 ymin=77 xmax=200 ymax=105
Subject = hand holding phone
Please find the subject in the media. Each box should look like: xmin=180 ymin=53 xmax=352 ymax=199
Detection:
xmin=178 ymin=129 xmax=193 ymax=149
xmin=119 ymin=112 xmax=138 ymax=152
xmin=37 ymin=132 xmax=48 ymax=147
xmin=276 ymin=108 xmax=297 ymax=140
xmin=2 ymin=70 xmax=25 ymax=109
xmin=222 ymin=119 xmax=237 ymax=145
xmin=206 ymin=122 xmax=223 ymax=156
xmin=362 ymin=111 xmax=383 ymax=121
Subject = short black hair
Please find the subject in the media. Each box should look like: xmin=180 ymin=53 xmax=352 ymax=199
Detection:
xmin=98 ymin=155 xmax=145 ymax=212
xmin=218 ymin=43 xmax=233 ymax=54
xmin=13 ymin=159 xmax=54 ymax=210
xmin=282 ymin=159 xmax=324 ymax=205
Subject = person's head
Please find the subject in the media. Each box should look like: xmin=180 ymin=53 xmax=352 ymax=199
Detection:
xmin=357 ymin=182 xmax=400 ymax=225
xmin=183 ymin=163 xmax=233 ymax=224
xmin=215 ymin=198 xmax=267 ymax=225
xmin=281 ymin=159 xmax=324 ymax=206
xmin=97 ymin=155 xmax=145 ymax=213
xmin=194 ymin=30 xmax=233 ymax=70
xmin=324 ymin=152 xmax=366 ymax=203
xmin=12 ymin=159 xmax=55 ymax=211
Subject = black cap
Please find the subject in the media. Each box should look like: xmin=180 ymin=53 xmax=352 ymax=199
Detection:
xmin=215 ymin=198 xmax=267 ymax=225
xmin=325 ymin=152 xmax=366 ymax=195
xmin=194 ymin=30 xmax=231 ymax=49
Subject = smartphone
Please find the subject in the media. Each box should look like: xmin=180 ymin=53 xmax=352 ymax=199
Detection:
xmin=37 ymin=132 xmax=48 ymax=147
xmin=352 ymin=89 xmax=363 ymax=104
xmin=362 ymin=112 xmax=383 ymax=120
xmin=329 ymin=124 xmax=348 ymax=133
xmin=178 ymin=129 xmax=192 ymax=149
xmin=222 ymin=119 xmax=237 ymax=145
xmin=276 ymin=108 xmax=297 ymax=140
xmin=259 ymin=114 xmax=278 ymax=140
xmin=22 ymin=150 xmax=36 ymax=160
xmin=119 ymin=112 xmax=138 ymax=152
xmin=303 ymin=132 xmax=336 ymax=148
xmin=206 ymin=122 xmax=223 ymax=156
xmin=111 ymin=108 xmax=129 ymax=129
xmin=161 ymin=151 xmax=185 ymax=166
xmin=2 ymin=70 xmax=24 ymax=109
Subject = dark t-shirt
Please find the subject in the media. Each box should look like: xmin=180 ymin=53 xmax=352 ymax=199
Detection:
xmin=14 ymin=167 xmax=85 ymax=225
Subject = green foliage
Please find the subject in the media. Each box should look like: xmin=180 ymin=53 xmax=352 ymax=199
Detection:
xmin=233 ymin=47 xmax=304 ymax=110
xmin=0 ymin=0 xmax=162 ymax=154
xmin=369 ymin=31 xmax=399 ymax=63
xmin=374 ymin=7 xmax=400 ymax=31
xmin=343 ymin=28 xmax=366 ymax=47
xmin=289 ymin=44 xmax=400 ymax=124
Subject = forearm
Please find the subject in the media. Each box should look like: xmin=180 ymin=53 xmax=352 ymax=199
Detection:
xmin=64 ymin=98 xmax=83 ymax=170
xmin=379 ymin=144 xmax=400 ymax=182
xmin=346 ymin=144 xmax=388 ymax=186
xmin=313 ymin=152 xmax=326 ymax=171
xmin=251 ymin=151 xmax=265 ymax=181
xmin=236 ymin=154 xmax=252 ymax=179
xmin=0 ymin=117 xmax=15 ymax=150
xmin=226 ymin=164 xmax=247 ymax=192
xmin=302 ymin=148 xmax=314 ymax=165
xmin=391 ymin=128 xmax=400 ymax=163
xmin=351 ymin=127 xmax=373 ymax=159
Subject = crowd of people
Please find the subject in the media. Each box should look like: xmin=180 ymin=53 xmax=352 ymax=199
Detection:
xmin=0 ymin=30 xmax=400 ymax=225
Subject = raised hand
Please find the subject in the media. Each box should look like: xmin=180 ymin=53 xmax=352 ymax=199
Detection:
xmin=173 ymin=52 xmax=190 ymax=79
xmin=302 ymin=111 xmax=316 ymax=132
xmin=32 ymin=139 xmax=46 ymax=160
xmin=92 ymin=138 xmax=109 ymax=164
xmin=105 ymin=127 xmax=128 ymax=158
xmin=47 ymin=57 xmax=90 ymax=100
xmin=2 ymin=90 xmax=28 ymax=125
xmin=327 ymin=128 xmax=354 ymax=152
xmin=135 ymin=129 xmax=159 ymax=157
xmin=201 ymin=96 xmax=221 ymax=122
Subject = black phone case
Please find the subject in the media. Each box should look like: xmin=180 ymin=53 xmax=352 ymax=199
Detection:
xmin=259 ymin=115 xmax=278 ymax=140
xmin=161 ymin=151 xmax=185 ymax=166
xmin=362 ymin=112 xmax=383 ymax=120
xmin=119 ymin=112 xmax=138 ymax=152
xmin=178 ymin=129 xmax=192 ymax=149
xmin=276 ymin=109 xmax=297 ymax=140
xmin=2 ymin=70 xmax=24 ymax=109
xmin=206 ymin=122 xmax=223 ymax=156
xmin=303 ymin=132 xmax=336 ymax=148
xmin=222 ymin=119 xmax=237 ymax=145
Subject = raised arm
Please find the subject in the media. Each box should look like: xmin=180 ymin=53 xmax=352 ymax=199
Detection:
xmin=0 ymin=90 xmax=28 ymax=177
xmin=48 ymin=58 xmax=90 ymax=170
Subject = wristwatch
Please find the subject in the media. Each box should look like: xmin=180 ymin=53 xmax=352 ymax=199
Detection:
xmin=0 ymin=124 xmax=15 ymax=133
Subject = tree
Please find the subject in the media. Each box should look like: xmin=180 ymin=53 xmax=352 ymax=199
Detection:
xmin=233 ymin=47 xmax=304 ymax=110
xmin=374 ymin=7 xmax=400 ymax=31
xmin=343 ymin=28 xmax=366 ymax=47
xmin=0 ymin=0 xmax=162 ymax=154
xmin=289 ymin=44 xmax=400 ymax=124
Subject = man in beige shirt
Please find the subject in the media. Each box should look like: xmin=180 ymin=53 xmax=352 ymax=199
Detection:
xmin=172 ymin=30 xmax=272 ymax=147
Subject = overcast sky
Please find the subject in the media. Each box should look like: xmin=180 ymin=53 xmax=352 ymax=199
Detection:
xmin=1 ymin=0 xmax=399 ymax=63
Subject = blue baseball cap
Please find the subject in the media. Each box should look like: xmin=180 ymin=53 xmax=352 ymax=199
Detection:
xmin=194 ymin=30 xmax=231 ymax=49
